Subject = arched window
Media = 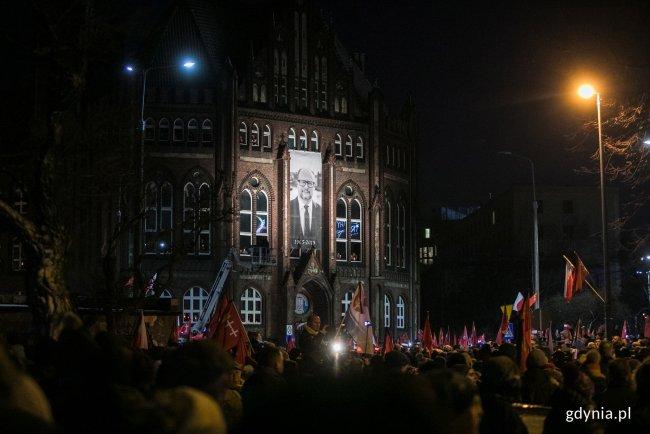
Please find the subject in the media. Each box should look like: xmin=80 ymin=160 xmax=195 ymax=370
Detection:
xmin=251 ymin=123 xmax=259 ymax=148
xmin=262 ymin=125 xmax=272 ymax=149
xmin=160 ymin=289 xmax=173 ymax=298
xmin=144 ymin=118 xmax=155 ymax=141
xmin=334 ymin=134 xmax=342 ymax=157
xmin=159 ymin=182 xmax=173 ymax=254
xmin=183 ymin=181 xmax=212 ymax=255
xmin=341 ymin=291 xmax=353 ymax=317
xmin=396 ymin=204 xmax=401 ymax=267
xmin=350 ymin=199 xmax=362 ymax=262
xmin=239 ymin=122 xmax=248 ymax=147
xmin=253 ymin=83 xmax=259 ymax=102
xmin=384 ymin=294 xmax=392 ymax=328
xmin=310 ymin=130 xmax=319 ymax=151
xmin=159 ymin=118 xmax=170 ymax=141
xmin=341 ymin=97 xmax=348 ymax=114
xmin=396 ymin=296 xmax=406 ymax=329
xmin=356 ymin=136 xmax=364 ymax=159
xmin=187 ymin=119 xmax=198 ymax=143
xmin=336 ymin=199 xmax=347 ymax=261
xmin=334 ymin=97 xmax=340 ymax=113
xmin=183 ymin=286 xmax=208 ymax=322
xmin=256 ymin=191 xmax=268 ymax=246
xmin=240 ymin=288 xmax=262 ymax=324
xmin=201 ymin=119 xmax=213 ymax=144
xmin=288 ymin=128 xmax=296 ymax=149
xmin=183 ymin=183 xmax=196 ymax=252
xmin=385 ymin=199 xmax=392 ymax=265
xmin=12 ymin=238 xmax=24 ymax=271
xmin=239 ymin=190 xmax=252 ymax=255
xmin=173 ymin=118 xmax=184 ymax=142
xmin=299 ymin=129 xmax=307 ymax=150
xmin=345 ymin=135 xmax=353 ymax=158
xmin=260 ymin=84 xmax=267 ymax=103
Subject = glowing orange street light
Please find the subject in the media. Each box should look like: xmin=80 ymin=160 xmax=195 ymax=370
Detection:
xmin=577 ymin=83 xmax=596 ymax=99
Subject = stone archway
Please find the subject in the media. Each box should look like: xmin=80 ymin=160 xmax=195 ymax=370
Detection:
xmin=301 ymin=279 xmax=332 ymax=327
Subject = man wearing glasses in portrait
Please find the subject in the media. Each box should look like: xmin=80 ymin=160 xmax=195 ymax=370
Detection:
xmin=290 ymin=167 xmax=322 ymax=250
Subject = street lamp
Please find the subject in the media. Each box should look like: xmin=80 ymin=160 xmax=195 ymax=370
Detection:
xmin=578 ymin=83 xmax=610 ymax=339
xmin=498 ymin=151 xmax=540 ymax=330
xmin=125 ymin=59 xmax=197 ymax=257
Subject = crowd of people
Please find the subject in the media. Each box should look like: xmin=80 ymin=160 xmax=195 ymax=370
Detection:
xmin=1 ymin=312 xmax=649 ymax=434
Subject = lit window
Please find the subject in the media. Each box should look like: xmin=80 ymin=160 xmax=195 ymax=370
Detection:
xmin=240 ymin=288 xmax=262 ymax=324
xmin=425 ymin=228 xmax=430 ymax=239
xmin=384 ymin=294 xmax=392 ymax=328
xmin=256 ymin=191 xmax=268 ymax=246
xmin=299 ymin=129 xmax=307 ymax=150
xmin=262 ymin=125 xmax=272 ymax=149
xmin=350 ymin=199 xmax=362 ymax=262
xmin=396 ymin=296 xmax=405 ymax=329
xmin=345 ymin=135 xmax=353 ymax=157
xmin=173 ymin=118 xmax=184 ymax=142
xmin=239 ymin=122 xmax=248 ymax=147
xmin=183 ymin=286 xmax=208 ymax=323
xmin=356 ymin=136 xmax=364 ymax=159
xmin=336 ymin=199 xmax=347 ymax=261
xmin=334 ymin=134 xmax=342 ymax=156
xmin=341 ymin=291 xmax=353 ymax=317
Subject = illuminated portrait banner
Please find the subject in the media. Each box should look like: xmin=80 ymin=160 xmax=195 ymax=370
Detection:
xmin=289 ymin=150 xmax=322 ymax=252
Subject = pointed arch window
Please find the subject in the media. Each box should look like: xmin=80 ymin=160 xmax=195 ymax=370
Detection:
xmin=350 ymin=199 xmax=362 ymax=262
xmin=144 ymin=181 xmax=173 ymax=254
xmin=183 ymin=181 xmax=212 ymax=255
xmin=239 ymin=122 xmax=248 ymax=147
xmin=256 ymin=191 xmax=268 ymax=246
xmin=159 ymin=118 xmax=170 ymax=142
xmin=159 ymin=182 xmax=173 ymax=254
xmin=384 ymin=294 xmax=392 ymax=328
xmin=345 ymin=135 xmax=353 ymax=158
xmin=144 ymin=118 xmax=155 ymax=141
xmin=311 ymin=130 xmax=319 ymax=152
xmin=396 ymin=296 xmax=406 ymax=329
xmin=187 ymin=119 xmax=198 ymax=143
xmin=262 ymin=125 xmax=272 ymax=150
xmin=173 ymin=118 xmax=184 ymax=142
xmin=288 ymin=128 xmax=296 ymax=149
xmin=335 ymin=134 xmax=342 ymax=157
xmin=239 ymin=190 xmax=253 ymax=255
xmin=336 ymin=199 xmax=347 ymax=261
xmin=201 ymin=119 xmax=213 ymax=144
xmin=251 ymin=123 xmax=259 ymax=148
xmin=356 ymin=136 xmax=364 ymax=160
xmin=385 ymin=199 xmax=392 ymax=265
xmin=240 ymin=288 xmax=262 ymax=324
xmin=299 ymin=129 xmax=307 ymax=150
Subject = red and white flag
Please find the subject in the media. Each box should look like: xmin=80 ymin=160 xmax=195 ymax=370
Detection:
xmin=212 ymin=299 xmax=250 ymax=360
xmin=513 ymin=292 xmax=537 ymax=312
xmin=344 ymin=282 xmax=375 ymax=354
xmin=564 ymin=255 xmax=589 ymax=302
xmin=460 ymin=325 xmax=469 ymax=349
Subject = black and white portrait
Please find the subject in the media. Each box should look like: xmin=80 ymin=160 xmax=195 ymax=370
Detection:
xmin=289 ymin=150 xmax=322 ymax=251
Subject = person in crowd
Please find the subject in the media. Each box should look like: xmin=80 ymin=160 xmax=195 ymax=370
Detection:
xmin=521 ymin=348 xmax=559 ymax=405
xmin=598 ymin=340 xmax=615 ymax=376
xmin=427 ymin=369 xmax=483 ymax=434
xmin=478 ymin=356 xmax=527 ymax=434
xmin=241 ymin=345 xmax=286 ymax=414
xmin=296 ymin=314 xmax=327 ymax=356
xmin=544 ymin=363 xmax=598 ymax=434
xmin=582 ymin=349 xmax=607 ymax=400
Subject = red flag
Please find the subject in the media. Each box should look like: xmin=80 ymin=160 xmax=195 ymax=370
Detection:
xmin=470 ymin=322 xmax=477 ymax=346
xmin=207 ymin=295 xmax=231 ymax=339
xmin=132 ymin=310 xmax=149 ymax=350
xmin=620 ymin=320 xmax=628 ymax=339
xmin=517 ymin=294 xmax=532 ymax=372
xmin=382 ymin=329 xmax=394 ymax=354
xmin=422 ymin=314 xmax=434 ymax=351
xmin=234 ymin=334 xmax=249 ymax=366
xmin=574 ymin=256 xmax=589 ymax=293
xmin=496 ymin=308 xmax=508 ymax=345
xmin=438 ymin=327 xmax=445 ymax=347
xmin=213 ymin=299 xmax=248 ymax=352
xmin=564 ymin=258 xmax=577 ymax=301
xmin=460 ymin=325 xmax=469 ymax=349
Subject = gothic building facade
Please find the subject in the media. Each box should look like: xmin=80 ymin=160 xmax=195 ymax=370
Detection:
xmin=129 ymin=0 xmax=419 ymax=341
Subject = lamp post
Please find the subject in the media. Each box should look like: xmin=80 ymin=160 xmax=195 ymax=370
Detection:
xmin=125 ymin=60 xmax=196 ymax=258
xmin=499 ymin=151 xmax=540 ymax=331
xmin=578 ymin=84 xmax=610 ymax=339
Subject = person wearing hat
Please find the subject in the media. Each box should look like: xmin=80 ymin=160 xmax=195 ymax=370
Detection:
xmin=521 ymin=348 xmax=559 ymax=405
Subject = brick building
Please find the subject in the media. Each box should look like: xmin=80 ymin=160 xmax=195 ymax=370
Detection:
xmin=119 ymin=0 xmax=420 ymax=341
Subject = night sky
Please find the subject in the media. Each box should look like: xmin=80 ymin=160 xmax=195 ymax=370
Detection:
xmin=320 ymin=0 xmax=650 ymax=216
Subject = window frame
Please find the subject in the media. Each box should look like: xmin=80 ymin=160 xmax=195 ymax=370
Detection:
xmin=240 ymin=288 xmax=263 ymax=325
xmin=183 ymin=286 xmax=209 ymax=323
xmin=384 ymin=294 xmax=392 ymax=328
xmin=396 ymin=296 xmax=405 ymax=329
